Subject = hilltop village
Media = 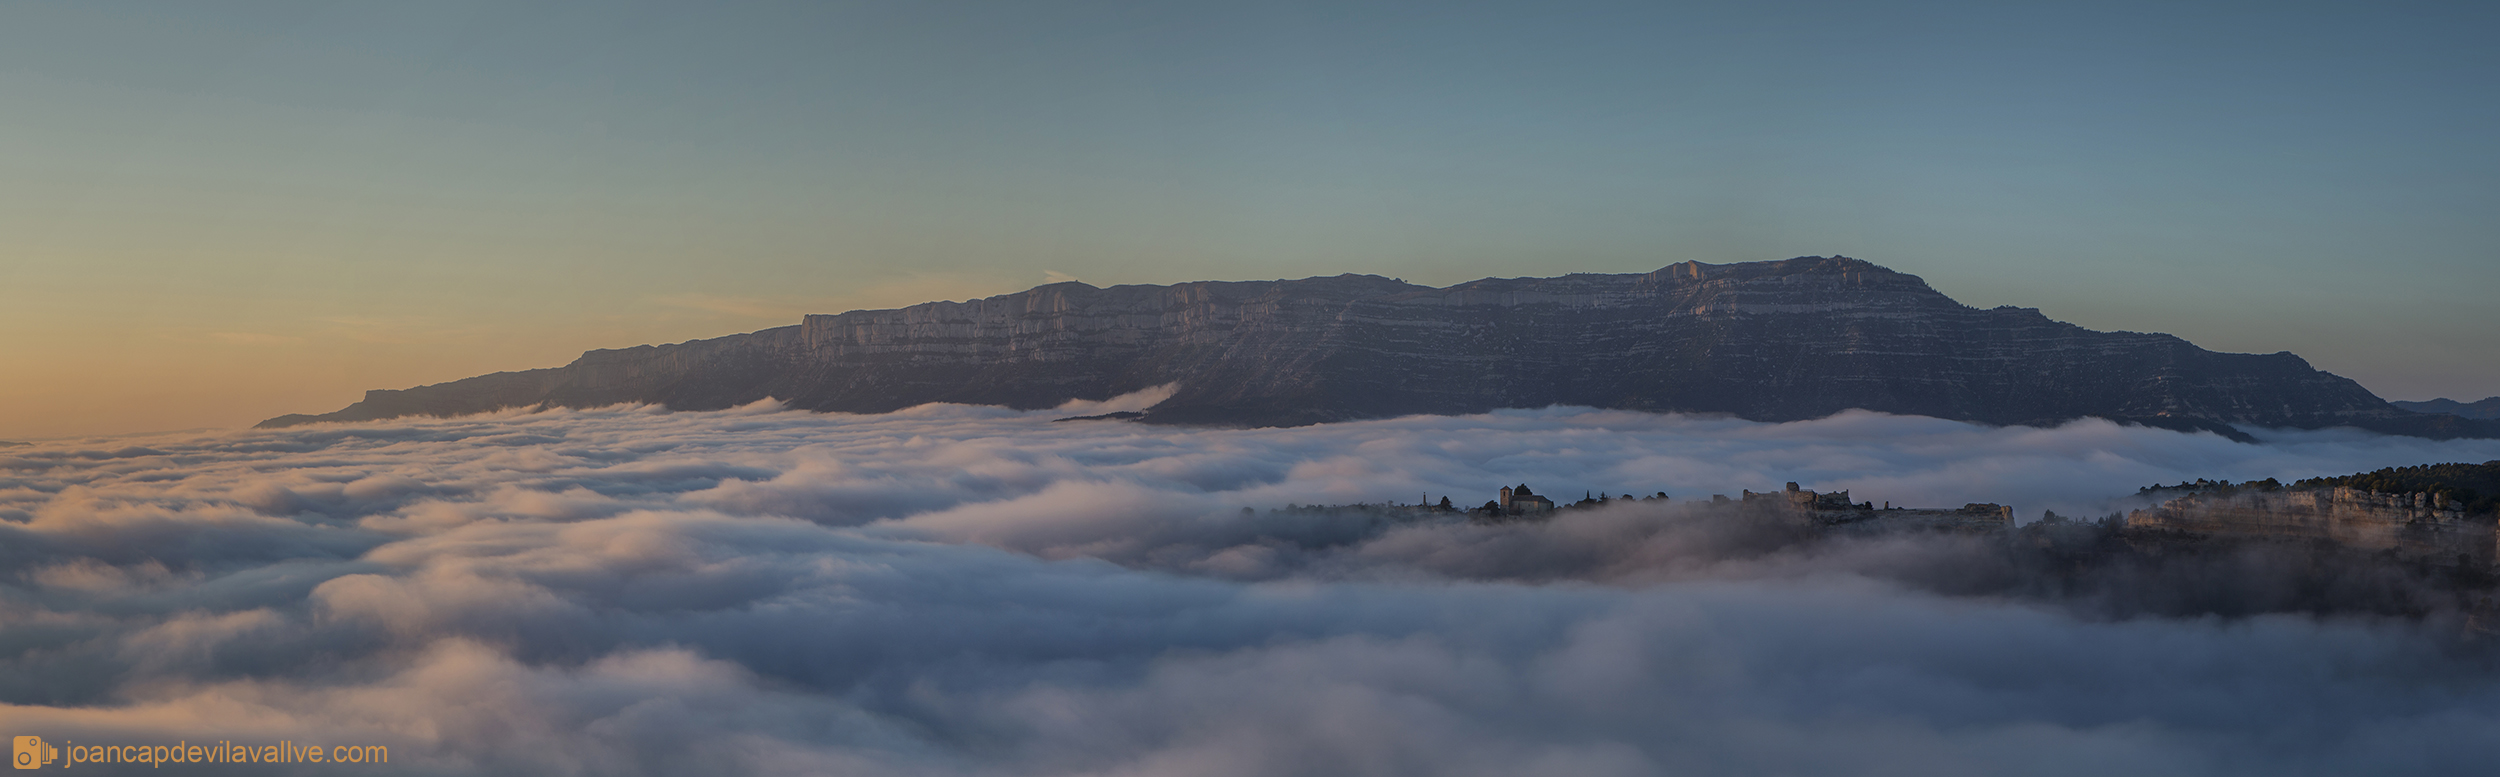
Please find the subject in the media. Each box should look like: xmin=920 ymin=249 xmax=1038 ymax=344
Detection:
xmin=1330 ymin=463 xmax=2500 ymax=570
xmin=1309 ymin=482 xmax=2016 ymax=534
xmin=1254 ymin=467 xmax=2500 ymax=627
xmin=1455 ymin=482 xmax=2015 ymax=533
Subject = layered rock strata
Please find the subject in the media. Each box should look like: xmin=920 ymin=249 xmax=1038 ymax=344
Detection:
xmin=2127 ymin=488 xmax=2497 ymax=566
xmin=260 ymin=256 xmax=2494 ymax=438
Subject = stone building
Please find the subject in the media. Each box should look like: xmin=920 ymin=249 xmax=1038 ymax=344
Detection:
xmin=1742 ymin=482 xmax=2012 ymax=533
xmin=1498 ymin=484 xmax=1555 ymax=515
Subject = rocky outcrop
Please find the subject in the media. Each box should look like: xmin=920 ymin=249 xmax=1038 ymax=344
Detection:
xmin=258 ymin=256 xmax=2497 ymax=438
xmin=2127 ymin=487 xmax=2497 ymax=566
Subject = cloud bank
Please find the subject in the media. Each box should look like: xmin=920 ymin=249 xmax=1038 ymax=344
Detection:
xmin=3 ymin=402 xmax=2499 ymax=775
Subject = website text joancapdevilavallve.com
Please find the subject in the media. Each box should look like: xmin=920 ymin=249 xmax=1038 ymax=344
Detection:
xmin=17 ymin=738 xmax=386 ymax=768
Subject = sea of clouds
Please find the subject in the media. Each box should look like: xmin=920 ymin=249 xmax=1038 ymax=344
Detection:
xmin=5 ymin=398 xmax=2500 ymax=775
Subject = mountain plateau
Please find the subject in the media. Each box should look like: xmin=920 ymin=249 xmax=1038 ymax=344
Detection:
xmin=259 ymin=256 xmax=2497 ymax=440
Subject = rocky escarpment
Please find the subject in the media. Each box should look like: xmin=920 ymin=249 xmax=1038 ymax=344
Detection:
xmin=2123 ymin=463 xmax=2500 ymax=567
xmin=259 ymin=256 xmax=2496 ymax=439
xmin=2128 ymin=486 xmax=2496 ymax=566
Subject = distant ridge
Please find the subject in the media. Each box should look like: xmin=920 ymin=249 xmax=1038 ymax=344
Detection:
xmin=2392 ymin=397 xmax=2500 ymax=421
xmin=259 ymin=256 xmax=2499 ymax=441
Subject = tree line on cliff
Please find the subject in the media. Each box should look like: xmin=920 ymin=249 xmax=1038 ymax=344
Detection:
xmin=2292 ymin=461 xmax=2500 ymax=515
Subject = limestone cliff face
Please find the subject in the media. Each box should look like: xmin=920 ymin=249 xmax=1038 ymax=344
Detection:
xmin=257 ymin=256 xmax=2492 ymax=437
xmin=2127 ymin=488 xmax=2497 ymax=565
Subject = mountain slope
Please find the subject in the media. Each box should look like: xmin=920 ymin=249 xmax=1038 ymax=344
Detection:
xmin=2392 ymin=397 xmax=2500 ymax=420
xmin=259 ymin=257 xmax=2493 ymax=439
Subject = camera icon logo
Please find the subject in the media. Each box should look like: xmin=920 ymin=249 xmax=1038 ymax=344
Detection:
xmin=12 ymin=737 xmax=57 ymax=770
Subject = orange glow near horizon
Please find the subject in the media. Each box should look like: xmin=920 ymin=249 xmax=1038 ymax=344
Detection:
xmin=3 ymin=3 xmax=2494 ymax=439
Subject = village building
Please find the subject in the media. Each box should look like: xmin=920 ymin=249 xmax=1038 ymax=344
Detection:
xmin=1741 ymin=482 xmax=2012 ymax=532
xmin=1498 ymin=484 xmax=1555 ymax=515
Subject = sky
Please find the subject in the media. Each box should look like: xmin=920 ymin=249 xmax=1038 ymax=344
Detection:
xmin=4 ymin=1 xmax=2497 ymax=439
xmin=7 ymin=402 xmax=2500 ymax=774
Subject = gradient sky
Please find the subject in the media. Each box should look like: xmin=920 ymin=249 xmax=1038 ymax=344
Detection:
xmin=3 ymin=0 xmax=2495 ymax=440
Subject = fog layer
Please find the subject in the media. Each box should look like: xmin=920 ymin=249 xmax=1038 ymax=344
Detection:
xmin=4 ymin=403 xmax=2499 ymax=775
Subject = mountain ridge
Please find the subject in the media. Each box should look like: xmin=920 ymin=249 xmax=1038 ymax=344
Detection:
xmin=2393 ymin=397 xmax=2500 ymax=420
xmin=259 ymin=256 xmax=2497 ymax=440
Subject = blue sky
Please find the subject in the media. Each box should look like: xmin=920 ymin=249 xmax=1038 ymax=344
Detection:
xmin=3 ymin=1 xmax=2494 ymax=437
